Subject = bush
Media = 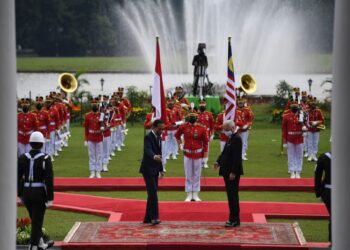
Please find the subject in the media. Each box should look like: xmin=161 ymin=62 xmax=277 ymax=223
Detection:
xmin=16 ymin=217 xmax=49 ymax=245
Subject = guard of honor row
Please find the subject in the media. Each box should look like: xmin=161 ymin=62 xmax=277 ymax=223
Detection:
xmin=17 ymin=84 xmax=325 ymax=187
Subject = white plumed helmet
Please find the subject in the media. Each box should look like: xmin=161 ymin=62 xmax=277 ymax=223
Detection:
xmin=29 ymin=131 xmax=45 ymax=143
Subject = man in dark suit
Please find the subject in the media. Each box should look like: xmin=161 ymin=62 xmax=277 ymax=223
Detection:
xmin=139 ymin=119 xmax=165 ymax=225
xmin=214 ymin=120 xmax=243 ymax=227
xmin=314 ymin=151 xmax=331 ymax=242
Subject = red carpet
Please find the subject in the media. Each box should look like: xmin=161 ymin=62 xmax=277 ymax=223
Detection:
xmin=63 ymin=221 xmax=305 ymax=245
xmin=51 ymin=192 xmax=329 ymax=223
xmin=54 ymin=177 xmax=314 ymax=192
xmin=40 ymin=192 xmax=330 ymax=250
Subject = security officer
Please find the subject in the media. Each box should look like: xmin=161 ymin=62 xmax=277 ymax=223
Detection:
xmin=175 ymin=110 xmax=209 ymax=202
xmin=314 ymin=151 xmax=331 ymax=242
xmin=17 ymin=131 xmax=54 ymax=250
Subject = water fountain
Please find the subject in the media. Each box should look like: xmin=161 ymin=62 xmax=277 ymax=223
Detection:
xmin=118 ymin=0 xmax=306 ymax=75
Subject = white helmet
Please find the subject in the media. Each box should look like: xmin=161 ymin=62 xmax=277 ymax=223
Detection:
xmin=29 ymin=131 xmax=45 ymax=143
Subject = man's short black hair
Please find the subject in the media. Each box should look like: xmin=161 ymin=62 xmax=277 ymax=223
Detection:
xmin=152 ymin=119 xmax=164 ymax=128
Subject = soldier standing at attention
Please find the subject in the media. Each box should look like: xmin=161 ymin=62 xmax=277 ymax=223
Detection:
xmin=84 ymin=98 xmax=104 ymax=178
xmin=175 ymin=110 xmax=209 ymax=202
xmin=17 ymin=131 xmax=54 ymax=250
xmin=18 ymin=98 xmax=37 ymax=155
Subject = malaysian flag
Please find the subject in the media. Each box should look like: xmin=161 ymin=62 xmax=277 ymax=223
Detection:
xmin=224 ymin=37 xmax=236 ymax=121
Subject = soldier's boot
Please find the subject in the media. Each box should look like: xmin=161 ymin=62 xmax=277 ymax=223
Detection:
xmin=102 ymin=164 xmax=108 ymax=172
xmin=192 ymin=192 xmax=202 ymax=202
xmin=295 ymin=172 xmax=301 ymax=179
xmin=96 ymin=172 xmax=102 ymax=178
xmin=185 ymin=192 xmax=192 ymax=202
xmin=39 ymin=237 xmax=54 ymax=249
xmin=290 ymin=172 xmax=296 ymax=179
xmin=89 ymin=171 xmax=95 ymax=178
xmin=28 ymin=245 xmax=38 ymax=250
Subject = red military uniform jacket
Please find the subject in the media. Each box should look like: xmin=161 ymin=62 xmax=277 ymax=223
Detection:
xmin=84 ymin=112 xmax=103 ymax=143
xmin=166 ymin=107 xmax=183 ymax=131
xmin=197 ymin=111 xmax=214 ymax=136
xmin=307 ymin=108 xmax=325 ymax=133
xmin=18 ymin=112 xmax=37 ymax=144
xmin=46 ymin=106 xmax=60 ymax=133
xmin=175 ymin=122 xmax=209 ymax=159
xmin=237 ymin=107 xmax=253 ymax=132
xmin=144 ymin=113 xmax=154 ymax=130
xmin=33 ymin=110 xmax=51 ymax=139
xmin=282 ymin=111 xmax=304 ymax=144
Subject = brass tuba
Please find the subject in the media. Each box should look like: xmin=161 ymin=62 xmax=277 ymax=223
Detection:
xmin=240 ymin=74 xmax=256 ymax=94
xmin=58 ymin=73 xmax=78 ymax=93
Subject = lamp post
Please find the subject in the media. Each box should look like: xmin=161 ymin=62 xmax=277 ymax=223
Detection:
xmin=149 ymin=85 xmax=153 ymax=97
xmin=308 ymin=78 xmax=313 ymax=94
xmin=100 ymin=78 xmax=105 ymax=91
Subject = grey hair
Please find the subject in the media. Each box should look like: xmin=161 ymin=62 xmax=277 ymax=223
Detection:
xmin=222 ymin=120 xmax=235 ymax=128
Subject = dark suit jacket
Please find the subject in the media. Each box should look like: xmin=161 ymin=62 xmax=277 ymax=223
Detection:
xmin=139 ymin=131 xmax=164 ymax=176
xmin=217 ymin=132 xmax=243 ymax=177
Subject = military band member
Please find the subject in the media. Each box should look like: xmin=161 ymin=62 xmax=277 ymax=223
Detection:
xmin=174 ymin=86 xmax=190 ymax=112
xmin=84 ymin=98 xmax=104 ymax=178
xmin=33 ymin=96 xmax=51 ymax=154
xmin=43 ymin=96 xmax=59 ymax=160
xmin=17 ymin=131 xmax=54 ymax=250
xmin=300 ymin=91 xmax=309 ymax=158
xmin=306 ymin=97 xmax=325 ymax=162
xmin=197 ymin=99 xmax=214 ymax=168
xmin=116 ymin=87 xmax=131 ymax=147
xmin=282 ymin=101 xmax=305 ymax=178
xmin=144 ymin=107 xmax=155 ymax=134
xmin=18 ymin=98 xmax=38 ymax=155
xmin=215 ymin=111 xmax=230 ymax=152
xmin=165 ymin=99 xmax=183 ymax=160
xmin=236 ymin=97 xmax=253 ymax=160
xmin=175 ymin=110 xmax=209 ymax=202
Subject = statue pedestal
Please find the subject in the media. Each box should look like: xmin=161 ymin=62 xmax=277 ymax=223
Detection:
xmin=186 ymin=96 xmax=221 ymax=114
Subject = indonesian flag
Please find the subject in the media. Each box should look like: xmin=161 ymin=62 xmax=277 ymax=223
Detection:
xmin=152 ymin=37 xmax=167 ymax=122
xmin=224 ymin=37 xmax=236 ymax=121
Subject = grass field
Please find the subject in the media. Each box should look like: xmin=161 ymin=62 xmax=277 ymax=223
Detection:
xmin=17 ymin=57 xmax=149 ymax=73
xmin=17 ymin=105 xmax=331 ymax=243
xmin=16 ymin=54 xmax=332 ymax=73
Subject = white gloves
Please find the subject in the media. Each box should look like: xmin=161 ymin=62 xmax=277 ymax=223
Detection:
xmin=84 ymin=141 xmax=88 ymax=147
xmin=283 ymin=144 xmax=288 ymax=148
xmin=312 ymin=121 xmax=318 ymax=126
xmin=243 ymin=125 xmax=248 ymax=130
xmin=45 ymin=200 xmax=53 ymax=208
xmin=210 ymin=134 xmax=214 ymax=141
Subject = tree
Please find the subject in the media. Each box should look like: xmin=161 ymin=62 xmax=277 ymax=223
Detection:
xmin=273 ymin=80 xmax=293 ymax=109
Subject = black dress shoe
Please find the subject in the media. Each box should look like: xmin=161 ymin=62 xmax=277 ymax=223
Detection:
xmin=143 ymin=219 xmax=151 ymax=224
xmin=151 ymin=219 xmax=161 ymax=225
xmin=46 ymin=240 xmax=55 ymax=249
xmin=225 ymin=221 xmax=240 ymax=227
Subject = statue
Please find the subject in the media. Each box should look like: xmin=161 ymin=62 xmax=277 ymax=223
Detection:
xmin=192 ymin=43 xmax=208 ymax=96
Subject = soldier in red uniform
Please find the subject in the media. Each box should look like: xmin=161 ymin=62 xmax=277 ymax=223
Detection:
xmin=306 ymin=97 xmax=325 ymax=161
xmin=45 ymin=95 xmax=60 ymax=159
xmin=144 ymin=107 xmax=155 ymax=133
xmin=197 ymin=99 xmax=214 ymax=168
xmin=174 ymin=86 xmax=190 ymax=113
xmin=84 ymin=97 xmax=104 ymax=178
xmin=18 ymin=98 xmax=38 ymax=155
xmin=282 ymin=101 xmax=306 ymax=178
xmin=175 ymin=110 xmax=209 ymax=202
xmin=300 ymin=91 xmax=310 ymax=158
xmin=165 ymin=99 xmax=184 ymax=160
xmin=236 ymin=97 xmax=253 ymax=160
xmin=215 ymin=111 xmax=230 ymax=152
xmin=101 ymin=95 xmax=112 ymax=172
xmin=117 ymin=87 xmax=131 ymax=147
xmin=32 ymin=96 xmax=51 ymax=154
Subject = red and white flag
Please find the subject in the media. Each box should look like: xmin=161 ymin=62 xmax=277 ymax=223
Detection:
xmin=224 ymin=37 xmax=236 ymax=121
xmin=152 ymin=37 xmax=167 ymax=122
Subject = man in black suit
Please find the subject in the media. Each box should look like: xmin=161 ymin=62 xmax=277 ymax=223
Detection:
xmin=139 ymin=119 xmax=165 ymax=225
xmin=314 ymin=151 xmax=331 ymax=242
xmin=214 ymin=120 xmax=243 ymax=227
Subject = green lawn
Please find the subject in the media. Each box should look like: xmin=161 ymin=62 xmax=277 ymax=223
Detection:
xmin=17 ymin=207 xmax=106 ymax=241
xmin=18 ymin=112 xmax=331 ymax=243
xmin=17 ymin=57 xmax=149 ymax=73
xmin=269 ymin=218 xmax=329 ymax=242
